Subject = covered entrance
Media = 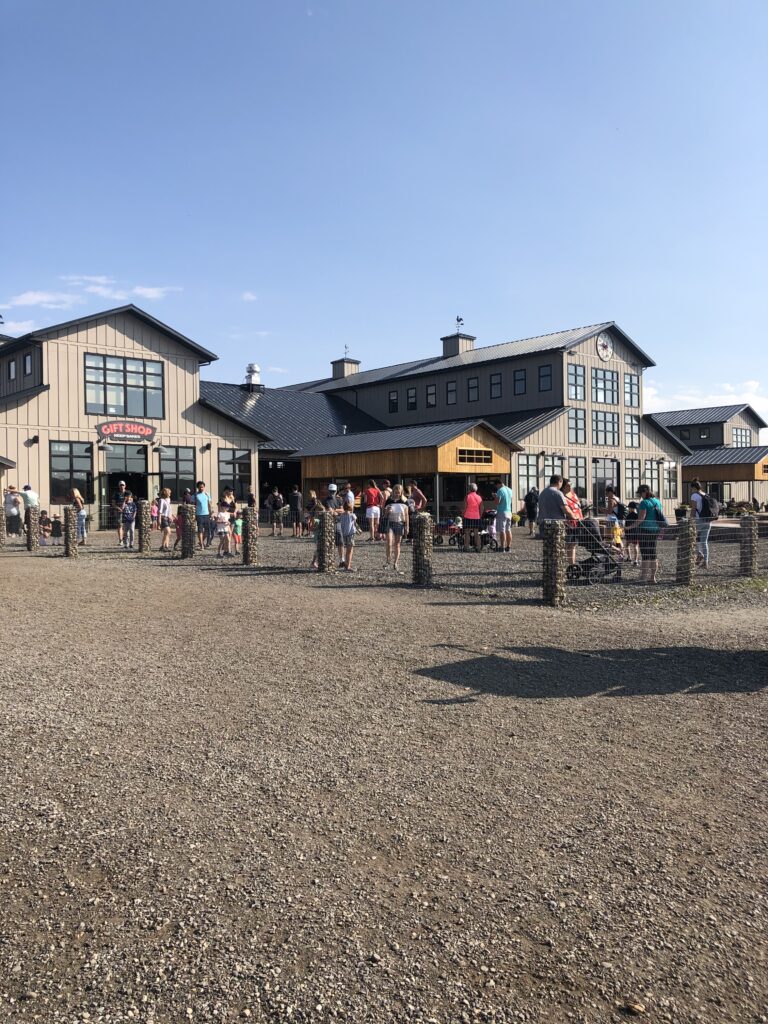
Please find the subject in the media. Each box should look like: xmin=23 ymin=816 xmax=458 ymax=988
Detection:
xmin=592 ymin=458 xmax=620 ymax=513
xmin=98 ymin=444 xmax=158 ymax=528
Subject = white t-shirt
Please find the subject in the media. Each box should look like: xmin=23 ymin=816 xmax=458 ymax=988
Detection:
xmin=4 ymin=493 xmax=20 ymax=517
xmin=386 ymin=500 xmax=408 ymax=523
xmin=689 ymin=492 xmax=703 ymax=518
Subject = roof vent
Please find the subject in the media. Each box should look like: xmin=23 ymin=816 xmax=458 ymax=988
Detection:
xmin=331 ymin=356 xmax=361 ymax=380
xmin=242 ymin=362 xmax=265 ymax=394
xmin=441 ymin=332 xmax=476 ymax=358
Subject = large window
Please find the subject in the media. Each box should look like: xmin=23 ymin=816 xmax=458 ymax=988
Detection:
xmin=543 ymin=455 xmax=565 ymax=480
xmin=642 ymin=458 xmax=660 ymax=494
xmin=591 ymin=367 xmax=619 ymax=404
xmin=733 ymin=427 xmax=752 ymax=447
xmin=467 ymin=376 xmax=479 ymax=402
xmin=84 ymin=354 xmax=164 ymax=418
xmin=571 ymin=456 xmax=587 ymax=498
xmin=407 ymin=387 xmax=417 ymax=411
xmin=388 ymin=390 xmax=398 ymax=414
xmin=624 ymin=373 xmax=640 ymax=407
xmin=568 ymin=364 xmax=585 ymax=401
xmin=457 ymin=448 xmax=492 ymax=465
xmin=426 ymin=384 xmax=436 ymax=408
xmin=538 ymin=364 xmax=552 ymax=392
xmin=592 ymin=410 xmax=619 ymax=446
xmin=50 ymin=441 xmax=93 ymax=504
xmin=625 ymin=414 xmax=640 ymax=448
xmin=446 ymin=380 xmax=457 ymax=405
xmin=663 ymin=460 xmax=678 ymax=500
xmin=160 ymin=446 xmax=195 ymax=501
xmin=218 ymin=449 xmax=252 ymax=500
xmin=518 ymin=454 xmax=538 ymax=497
xmin=513 ymin=369 xmax=526 ymax=395
xmin=568 ymin=408 xmax=586 ymax=444
xmin=490 ymin=372 xmax=502 ymax=400
xmin=625 ymin=459 xmax=641 ymax=499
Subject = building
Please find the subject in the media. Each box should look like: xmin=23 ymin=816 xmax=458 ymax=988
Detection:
xmin=0 ymin=306 xmax=264 ymax=523
xmin=648 ymin=405 xmax=768 ymax=503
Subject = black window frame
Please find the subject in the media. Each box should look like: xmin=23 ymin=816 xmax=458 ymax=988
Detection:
xmin=8 ymin=359 xmax=16 ymax=381
xmin=625 ymin=458 xmax=641 ymax=497
xmin=568 ymin=408 xmax=586 ymax=444
xmin=50 ymin=440 xmax=94 ymax=504
xmin=591 ymin=367 xmax=619 ymax=405
xmin=624 ymin=414 xmax=640 ymax=448
xmin=388 ymin=390 xmax=399 ymax=414
xmin=571 ymin=456 xmax=587 ymax=499
xmin=446 ymin=380 xmax=457 ymax=406
xmin=624 ymin=372 xmax=640 ymax=407
xmin=663 ymin=460 xmax=678 ymax=500
xmin=567 ymin=363 xmax=585 ymax=401
xmin=426 ymin=384 xmax=437 ymax=408
xmin=23 ymin=353 xmax=32 ymax=376
xmin=84 ymin=352 xmax=165 ymax=419
xmin=518 ymin=453 xmax=538 ymax=497
xmin=467 ymin=376 xmax=479 ymax=403
xmin=218 ymin=449 xmax=252 ymax=501
xmin=680 ymin=428 xmax=690 ymax=440
xmin=538 ymin=364 xmax=552 ymax=392
xmin=699 ymin=426 xmax=710 ymax=439
xmin=513 ymin=369 xmax=526 ymax=396
xmin=406 ymin=386 xmax=417 ymax=412
xmin=489 ymin=372 xmax=502 ymax=400
xmin=159 ymin=445 xmax=196 ymax=502
xmin=592 ymin=410 xmax=620 ymax=446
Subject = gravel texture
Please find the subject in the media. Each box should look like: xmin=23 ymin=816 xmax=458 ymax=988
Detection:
xmin=0 ymin=534 xmax=766 ymax=1023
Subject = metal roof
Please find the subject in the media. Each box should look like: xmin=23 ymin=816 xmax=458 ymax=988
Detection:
xmin=199 ymin=381 xmax=384 ymax=453
xmin=483 ymin=407 xmax=567 ymax=444
xmin=297 ymin=419 xmax=521 ymax=458
xmin=683 ymin=445 xmax=768 ymax=467
xmin=0 ymin=454 xmax=16 ymax=470
xmin=642 ymin=415 xmax=692 ymax=455
xmin=651 ymin=404 xmax=767 ymax=429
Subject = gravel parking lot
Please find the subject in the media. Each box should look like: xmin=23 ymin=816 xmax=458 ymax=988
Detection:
xmin=1 ymin=536 xmax=766 ymax=1023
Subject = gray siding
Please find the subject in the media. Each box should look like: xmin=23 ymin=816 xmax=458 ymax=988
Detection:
xmin=0 ymin=344 xmax=43 ymax=399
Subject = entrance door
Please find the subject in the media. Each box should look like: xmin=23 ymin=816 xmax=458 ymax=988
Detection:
xmin=102 ymin=444 xmax=149 ymax=529
xmin=592 ymin=458 xmax=620 ymax=512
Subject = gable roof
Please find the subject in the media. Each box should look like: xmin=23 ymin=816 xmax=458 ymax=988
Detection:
xmin=13 ymin=305 xmax=219 ymax=364
xmin=199 ymin=381 xmax=385 ymax=453
xmin=650 ymin=404 xmax=767 ymax=429
xmin=0 ymin=454 xmax=16 ymax=470
xmin=642 ymin=414 xmax=692 ymax=455
xmin=285 ymin=321 xmax=656 ymax=394
xmin=683 ymin=445 xmax=768 ymax=467
xmin=483 ymin=407 xmax=568 ymax=445
xmin=297 ymin=419 xmax=522 ymax=458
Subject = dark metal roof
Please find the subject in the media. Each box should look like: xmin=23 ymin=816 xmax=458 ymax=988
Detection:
xmin=297 ymin=419 xmax=522 ymax=458
xmin=17 ymin=305 xmax=219 ymax=364
xmin=683 ymin=445 xmax=768 ymax=467
xmin=0 ymin=454 xmax=16 ymax=470
xmin=642 ymin=415 xmax=692 ymax=455
xmin=484 ymin=407 xmax=567 ymax=444
xmin=0 ymin=384 xmax=50 ymax=411
xmin=199 ymin=381 xmax=385 ymax=453
xmin=651 ymin=404 xmax=767 ymax=429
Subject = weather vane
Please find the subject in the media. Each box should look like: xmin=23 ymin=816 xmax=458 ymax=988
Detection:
xmin=344 ymin=344 xmax=350 ymax=358
xmin=456 ymin=315 xmax=464 ymax=332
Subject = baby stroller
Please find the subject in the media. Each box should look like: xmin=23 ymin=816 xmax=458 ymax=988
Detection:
xmin=565 ymin=515 xmax=623 ymax=585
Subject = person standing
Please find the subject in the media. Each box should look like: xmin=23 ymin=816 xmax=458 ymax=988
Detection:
xmin=288 ymin=484 xmax=304 ymax=538
xmin=561 ymin=479 xmax=584 ymax=566
xmin=523 ymin=486 xmax=539 ymax=537
xmin=635 ymin=484 xmax=664 ymax=584
xmin=122 ymin=492 xmax=137 ymax=549
xmin=338 ymin=500 xmax=357 ymax=571
xmin=689 ymin=479 xmax=716 ymax=570
xmin=604 ymin=486 xmax=627 ymax=561
xmin=157 ymin=488 xmax=173 ymax=552
xmin=70 ymin=488 xmax=87 ymax=545
xmin=462 ymin=483 xmax=483 ymax=553
xmin=4 ymin=485 xmax=22 ymax=541
xmin=266 ymin=487 xmax=285 ymax=537
xmin=363 ymin=478 xmax=383 ymax=542
xmin=112 ymin=480 xmax=128 ymax=545
xmin=537 ymin=475 xmax=574 ymax=525
xmin=194 ymin=481 xmax=213 ymax=550
xmin=409 ymin=480 xmax=427 ymax=513
xmin=384 ymin=483 xmax=409 ymax=573
xmin=495 ymin=478 xmax=515 ymax=552
xmin=21 ymin=483 xmax=40 ymax=510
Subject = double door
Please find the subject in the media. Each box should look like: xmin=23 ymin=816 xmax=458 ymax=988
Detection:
xmin=592 ymin=458 xmax=620 ymax=512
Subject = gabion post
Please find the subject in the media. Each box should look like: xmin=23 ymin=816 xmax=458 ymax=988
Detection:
xmin=740 ymin=515 xmax=758 ymax=577
xmin=137 ymin=499 xmax=152 ymax=554
xmin=0 ymin=507 xmax=6 ymax=549
xmin=180 ymin=504 xmax=197 ymax=559
xmin=675 ymin=517 xmax=696 ymax=585
xmin=316 ymin=509 xmax=337 ymax=573
xmin=25 ymin=507 xmax=40 ymax=552
xmin=63 ymin=507 xmax=78 ymax=558
xmin=412 ymin=512 xmax=434 ymax=587
xmin=242 ymin=506 xmax=259 ymax=566
xmin=541 ymin=520 xmax=566 ymax=607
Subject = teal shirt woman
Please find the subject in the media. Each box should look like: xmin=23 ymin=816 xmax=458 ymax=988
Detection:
xmin=635 ymin=485 xmax=664 ymax=582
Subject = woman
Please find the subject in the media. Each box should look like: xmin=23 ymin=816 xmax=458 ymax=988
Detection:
xmin=560 ymin=479 xmax=583 ymax=566
xmin=69 ymin=488 xmax=87 ymax=546
xmin=384 ymin=483 xmax=409 ymax=574
xmin=363 ymin=478 xmax=383 ymax=542
xmin=604 ymin=486 xmax=626 ymax=560
xmin=523 ymin=486 xmax=539 ymax=537
xmin=379 ymin=479 xmax=392 ymax=540
xmin=635 ymin=485 xmax=664 ymax=583
xmin=157 ymin=487 xmax=173 ymax=552
xmin=304 ymin=489 xmax=321 ymax=536
xmin=4 ymin=485 xmax=22 ymax=540
xmin=218 ymin=488 xmax=237 ymax=556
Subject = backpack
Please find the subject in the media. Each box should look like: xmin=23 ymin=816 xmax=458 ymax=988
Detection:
xmin=699 ymin=493 xmax=719 ymax=520
xmin=614 ymin=500 xmax=628 ymax=520
xmin=650 ymin=499 xmax=668 ymax=529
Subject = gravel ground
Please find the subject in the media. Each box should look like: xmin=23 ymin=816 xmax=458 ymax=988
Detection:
xmin=0 ymin=535 xmax=766 ymax=1023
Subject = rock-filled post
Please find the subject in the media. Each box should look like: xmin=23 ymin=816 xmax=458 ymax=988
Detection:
xmin=180 ymin=504 xmax=197 ymax=559
xmin=740 ymin=514 xmax=758 ymax=577
xmin=242 ymin=506 xmax=258 ymax=565
xmin=63 ymin=507 xmax=78 ymax=557
xmin=25 ymin=507 xmax=40 ymax=552
xmin=137 ymin=499 xmax=152 ymax=554
xmin=316 ymin=510 xmax=336 ymax=573
xmin=675 ymin=517 xmax=697 ymax=585
xmin=541 ymin=520 xmax=566 ymax=607
xmin=412 ymin=512 xmax=434 ymax=586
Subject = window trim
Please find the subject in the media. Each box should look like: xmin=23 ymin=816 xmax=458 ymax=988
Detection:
xmin=83 ymin=352 xmax=165 ymax=420
xmin=426 ymin=383 xmax=437 ymax=408
xmin=467 ymin=376 xmax=479 ymax=403
xmin=8 ymin=359 xmax=16 ymax=381
xmin=23 ymin=353 xmax=32 ymax=376
xmin=591 ymin=367 xmax=619 ymax=405
xmin=159 ymin=445 xmax=196 ymax=500
xmin=624 ymin=413 xmax=641 ymax=449
xmin=217 ymin=448 xmax=253 ymax=501
xmin=406 ymin=386 xmax=417 ymax=412
xmin=513 ymin=368 xmax=527 ymax=396
xmin=567 ymin=363 xmax=585 ymax=401
xmin=538 ymin=364 xmax=552 ymax=393
xmin=457 ymin=447 xmax=492 ymax=465
xmin=388 ymin=389 xmax=399 ymax=414
xmin=50 ymin=440 xmax=94 ymax=504
xmin=446 ymin=380 xmax=457 ymax=406
xmin=592 ymin=409 xmax=620 ymax=446
xmin=489 ymin=372 xmax=502 ymax=400
xmin=568 ymin=407 xmax=586 ymax=445
xmin=623 ymin=372 xmax=640 ymax=408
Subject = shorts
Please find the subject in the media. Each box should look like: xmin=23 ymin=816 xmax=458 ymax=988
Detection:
xmin=639 ymin=531 xmax=659 ymax=561
xmin=463 ymin=518 xmax=481 ymax=529
xmin=341 ymin=533 xmax=355 ymax=548
xmin=6 ymin=516 xmax=21 ymax=535
xmin=388 ymin=521 xmax=405 ymax=537
xmin=197 ymin=514 xmax=210 ymax=534
xmin=496 ymin=512 xmax=513 ymax=532
xmin=289 ymin=509 xmax=301 ymax=525
xmin=216 ymin=526 xmax=229 ymax=536
xmin=270 ymin=510 xmax=283 ymax=524
xmin=366 ymin=506 xmax=380 ymax=520
xmin=161 ymin=516 xmax=171 ymax=529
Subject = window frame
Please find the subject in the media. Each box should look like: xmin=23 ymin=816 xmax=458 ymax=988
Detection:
xmin=467 ymin=376 xmax=479 ymax=403
xmin=538 ymin=364 xmax=552 ymax=393
xmin=623 ymin=372 xmax=640 ymax=407
xmin=625 ymin=458 xmax=641 ymax=498
xmin=446 ymin=380 xmax=457 ymax=406
xmin=217 ymin=449 xmax=252 ymax=501
xmin=591 ymin=367 xmax=619 ymax=405
xmin=83 ymin=352 xmax=165 ymax=419
xmin=570 ymin=456 xmax=587 ymax=499
xmin=8 ymin=359 xmax=16 ymax=382
xmin=457 ymin=448 xmax=492 ymax=465
xmin=624 ymin=414 xmax=640 ymax=448
xmin=426 ymin=383 xmax=437 ymax=408
xmin=518 ymin=453 xmax=538 ymax=497
xmin=543 ymin=455 xmax=565 ymax=480
xmin=592 ymin=410 xmax=620 ymax=446
xmin=642 ymin=458 xmax=660 ymax=494
xmin=567 ymin=363 xmax=585 ymax=401
xmin=406 ymin=386 xmax=417 ymax=412
xmin=159 ymin=445 xmax=196 ymax=501
xmin=489 ymin=372 xmax=502 ymax=400
xmin=662 ymin=460 xmax=678 ymax=500
xmin=388 ymin=390 xmax=399 ymax=414
xmin=513 ymin=369 xmax=526 ymax=396
xmin=699 ymin=426 xmax=710 ymax=440
xmin=568 ymin=407 xmax=586 ymax=444
xmin=50 ymin=440 xmax=94 ymax=504
xmin=732 ymin=427 xmax=752 ymax=447
xmin=23 ymin=353 xmax=32 ymax=376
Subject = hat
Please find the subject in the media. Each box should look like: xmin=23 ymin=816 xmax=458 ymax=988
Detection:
xmin=23 ymin=484 xmax=31 ymax=490
xmin=119 ymin=480 xmax=126 ymax=486
xmin=184 ymin=488 xmax=192 ymax=493
xmin=328 ymin=483 xmax=338 ymax=492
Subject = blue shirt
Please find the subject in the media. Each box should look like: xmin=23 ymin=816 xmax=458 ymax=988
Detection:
xmin=639 ymin=497 xmax=663 ymax=531
xmin=195 ymin=491 xmax=211 ymax=516
xmin=495 ymin=485 xmax=513 ymax=514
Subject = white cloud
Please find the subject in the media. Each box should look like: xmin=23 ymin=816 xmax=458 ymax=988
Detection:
xmin=2 ymin=319 xmax=35 ymax=335
xmin=61 ymin=274 xmax=116 ymax=286
xmin=85 ymin=285 xmax=129 ymax=300
xmin=132 ymin=285 xmax=182 ymax=300
xmin=645 ymin=378 xmax=768 ymax=443
xmin=241 ymin=291 xmax=258 ymax=302
xmin=265 ymin=366 xmax=289 ymax=374
xmin=1 ymin=290 xmax=81 ymax=310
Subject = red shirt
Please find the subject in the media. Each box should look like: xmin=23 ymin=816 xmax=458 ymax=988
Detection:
xmin=364 ymin=487 xmax=382 ymax=508
xmin=463 ymin=492 xmax=483 ymax=520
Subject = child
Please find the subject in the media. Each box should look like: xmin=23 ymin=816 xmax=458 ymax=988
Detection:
xmin=122 ymin=492 xmax=137 ymax=549
xmin=173 ymin=505 xmax=183 ymax=552
xmin=39 ymin=510 xmax=52 ymax=546
xmin=50 ymin=514 xmax=63 ymax=545
xmin=150 ymin=498 xmax=159 ymax=531
xmin=624 ymin=501 xmax=640 ymax=566
xmin=232 ymin=510 xmax=243 ymax=554
xmin=338 ymin=500 xmax=357 ymax=571
xmin=215 ymin=508 xmax=231 ymax=557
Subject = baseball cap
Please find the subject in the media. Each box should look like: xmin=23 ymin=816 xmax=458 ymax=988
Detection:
xmin=119 ymin=480 xmax=126 ymax=486
xmin=23 ymin=484 xmax=31 ymax=490
xmin=328 ymin=483 xmax=338 ymax=492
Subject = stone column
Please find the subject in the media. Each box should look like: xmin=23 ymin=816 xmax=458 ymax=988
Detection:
xmin=242 ymin=506 xmax=259 ymax=566
xmin=180 ymin=504 xmax=197 ymax=559
xmin=25 ymin=507 xmax=40 ymax=552
xmin=137 ymin=499 xmax=152 ymax=554
xmin=0 ymin=506 xmax=6 ymax=550
xmin=675 ymin=517 xmax=696 ymax=585
xmin=541 ymin=520 xmax=566 ymax=607
xmin=63 ymin=507 xmax=78 ymax=557
xmin=740 ymin=514 xmax=758 ymax=577
xmin=316 ymin=509 xmax=336 ymax=573
xmin=412 ymin=512 xmax=434 ymax=587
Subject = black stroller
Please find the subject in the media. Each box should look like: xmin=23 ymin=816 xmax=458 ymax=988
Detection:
xmin=565 ymin=514 xmax=623 ymax=586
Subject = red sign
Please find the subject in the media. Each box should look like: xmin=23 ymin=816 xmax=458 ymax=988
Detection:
xmin=96 ymin=420 xmax=157 ymax=443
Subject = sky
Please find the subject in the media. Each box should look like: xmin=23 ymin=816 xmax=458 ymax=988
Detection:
xmin=2 ymin=0 xmax=767 ymax=429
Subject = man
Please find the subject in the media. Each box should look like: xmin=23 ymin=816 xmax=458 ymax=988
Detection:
xmin=266 ymin=486 xmax=285 ymax=537
xmin=21 ymin=483 xmax=40 ymax=509
xmin=194 ymin=480 xmax=213 ymax=550
xmin=537 ymin=475 xmax=576 ymax=525
xmin=409 ymin=480 xmax=427 ymax=513
xmin=322 ymin=482 xmax=343 ymax=511
xmin=288 ymin=483 xmax=304 ymax=538
xmin=494 ymin=478 xmax=515 ymax=553
xmin=112 ymin=480 xmax=128 ymax=546
xmin=463 ymin=483 xmax=483 ymax=553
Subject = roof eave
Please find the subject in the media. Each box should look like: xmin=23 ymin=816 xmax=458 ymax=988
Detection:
xmin=644 ymin=414 xmax=692 ymax=455
xmin=196 ymin=395 xmax=274 ymax=443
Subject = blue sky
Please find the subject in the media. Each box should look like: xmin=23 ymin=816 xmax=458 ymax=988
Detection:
xmin=2 ymin=0 xmax=767 ymax=424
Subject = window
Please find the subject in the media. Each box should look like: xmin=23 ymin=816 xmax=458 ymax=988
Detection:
xmin=733 ymin=427 xmax=752 ymax=447
xmin=160 ymin=446 xmax=196 ymax=501
xmin=106 ymin=444 xmax=147 ymax=477
xmin=84 ymin=354 xmax=164 ymax=418
xmin=571 ymin=456 xmax=587 ymax=499
xmin=568 ymin=408 xmax=586 ymax=444
xmin=490 ymin=372 xmax=502 ymax=400
xmin=8 ymin=359 xmax=16 ymax=381
xmin=625 ymin=414 xmax=640 ymax=448
xmin=543 ymin=455 xmax=565 ymax=480
xmin=592 ymin=410 xmax=619 ymax=446
xmin=513 ymin=369 xmax=526 ymax=395
xmin=568 ymin=364 xmax=585 ymax=401
xmin=446 ymin=380 xmax=457 ymax=405
xmin=388 ymin=390 xmax=398 ymax=414
xmin=699 ymin=427 xmax=710 ymax=439
xmin=457 ymin=448 xmax=492 ymax=465
xmin=50 ymin=441 xmax=93 ymax=504
xmin=218 ymin=449 xmax=252 ymax=500
xmin=406 ymin=387 xmax=417 ymax=411
xmin=426 ymin=384 xmax=436 ymax=408
xmin=663 ymin=460 xmax=678 ymax=500
xmin=23 ymin=354 xmax=32 ymax=376
xmin=538 ymin=364 xmax=552 ymax=392
xmin=518 ymin=454 xmax=538 ymax=497
xmin=642 ymin=458 xmax=660 ymax=494
xmin=592 ymin=367 xmax=619 ymax=404
xmin=467 ymin=376 xmax=479 ymax=402
xmin=680 ymin=428 xmax=690 ymax=440
xmin=624 ymin=373 xmax=640 ymax=407
xmin=625 ymin=459 xmax=641 ymax=499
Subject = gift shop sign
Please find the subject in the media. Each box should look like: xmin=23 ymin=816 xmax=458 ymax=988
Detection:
xmin=96 ymin=420 xmax=157 ymax=443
